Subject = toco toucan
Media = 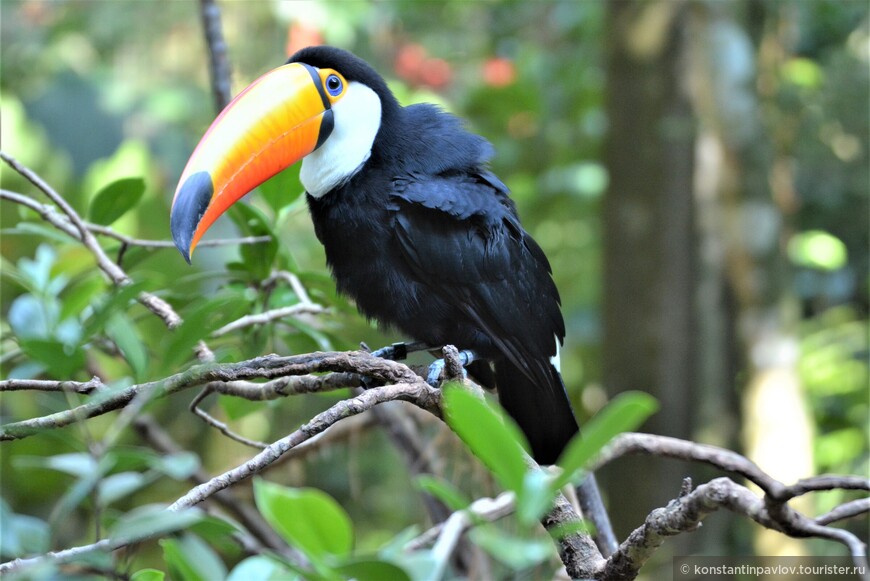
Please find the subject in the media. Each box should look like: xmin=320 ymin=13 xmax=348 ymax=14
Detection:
xmin=171 ymin=45 xmax=579 ymax=466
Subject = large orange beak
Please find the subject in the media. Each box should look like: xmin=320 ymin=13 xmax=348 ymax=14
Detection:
xmin=170 ymin=62 xmax=342 ymax=262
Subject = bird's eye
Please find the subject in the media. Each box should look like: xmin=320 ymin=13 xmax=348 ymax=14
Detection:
xmin=325 ymin=74 xmax=343 ymax=97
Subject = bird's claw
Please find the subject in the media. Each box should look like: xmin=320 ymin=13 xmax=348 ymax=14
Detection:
xmin=362 ymin=341 xmax=431 ymax=389
xmin=426 ymin=349 xmax=477 ymax=387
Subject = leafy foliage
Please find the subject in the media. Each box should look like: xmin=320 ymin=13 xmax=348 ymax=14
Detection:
xmin=0 ymin=0 xmax=866 ymax=578
xmin=444 ymin=387 xmax=657 ymax=524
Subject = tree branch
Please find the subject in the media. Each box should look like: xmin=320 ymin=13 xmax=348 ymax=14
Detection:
xmin=593 ymin=432 xmax=870 ymax=502
xmin=0 ymin=377 xmax=105 ymax=394
xmin=426 ymin=491 xmax=516 ymax=579
xmin=168 ymin=379 xmax=442 ymax=510
xmin=590 ymin=433 xmax=870 ymax=578
xmin=198 ymin=0 xmax=232 ymax=112
xmin=3 ymin=360 xmax=867 ymax=579
xmin=0 ymin=351 xmax=418 ymax=441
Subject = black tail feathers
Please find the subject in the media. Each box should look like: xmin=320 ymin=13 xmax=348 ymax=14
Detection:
xmin=494 ymin=360 xmax=578 ymax=465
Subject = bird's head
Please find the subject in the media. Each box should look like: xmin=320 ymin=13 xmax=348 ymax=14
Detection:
xmin=170 ymin=46 xmax=394 ymax=263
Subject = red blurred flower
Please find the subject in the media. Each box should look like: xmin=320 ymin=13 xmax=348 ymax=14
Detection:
xmin=483 ymin=57 xmax=516 ymax=88
xmin=395 ymin=43 xmax=428 ymax=82
xmin=286 ymin=22 xmax=323 ymax=58
xmin=395 ymin=43 xmax=453 ymax=90
xmin=420 ymin=58 xmax=452 ymax=89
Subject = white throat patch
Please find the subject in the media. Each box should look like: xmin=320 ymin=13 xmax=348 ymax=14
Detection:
xmin=301 ymin=81 xmax=382 ymax=198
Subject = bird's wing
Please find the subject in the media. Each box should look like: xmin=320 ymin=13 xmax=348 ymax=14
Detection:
xmin=389 ymin=171 xmax=565 ymax=389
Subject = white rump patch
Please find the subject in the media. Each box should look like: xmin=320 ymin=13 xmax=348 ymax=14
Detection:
xmin=301 ymin=81 xmax=382 ymax=198
xmin=550 ymin=336 xmax=561 ymax=373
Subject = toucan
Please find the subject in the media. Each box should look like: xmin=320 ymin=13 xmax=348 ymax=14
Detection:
xmin=170 ymin=45 xmax=578 ymax=467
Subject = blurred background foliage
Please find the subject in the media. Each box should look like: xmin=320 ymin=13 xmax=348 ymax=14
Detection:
xmin=0 ymin=0 xmax=867 ymax=578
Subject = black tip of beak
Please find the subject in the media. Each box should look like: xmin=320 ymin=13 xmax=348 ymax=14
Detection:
xmin=170 ymin=171 xmax=214 ymax=264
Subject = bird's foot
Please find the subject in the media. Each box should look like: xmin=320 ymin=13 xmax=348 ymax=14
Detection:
xmin=360 ymin=341 xmax=431 ymax=390
xmin=368 ymin=341 xmax=429 ymax=361
xmin=427 ymin=346 xmax=478 ymax=387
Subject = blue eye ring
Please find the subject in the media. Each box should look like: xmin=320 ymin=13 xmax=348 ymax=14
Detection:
xmin=325 ymin=74 xmax=343 ymax=97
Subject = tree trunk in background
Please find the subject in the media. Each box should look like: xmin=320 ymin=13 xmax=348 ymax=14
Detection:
xmin=688 ymin=1 xmax=813 ymax=558
xmin=601 ymin=0 xmax=812 ymax=561
xmin=601 ymin=0 xmax=701 ymax=552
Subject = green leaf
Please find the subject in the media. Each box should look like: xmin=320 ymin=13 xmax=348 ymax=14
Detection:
xmin=442 ymin=386 xmax=529 ymax=492
xmin=553 ymin=391 xmax=658 ymax=490
xmin=468 ymin=525 xmax=552 ymax=570
xmin=415 ymin=475 xmax=471 ymax=512
xmin=219 ymin=394 xmax=265 ymax=421
xmin=160 ymin=533 xmax=226 ymax=581
xmin=88 ymin=177 xmax=145 ymax=225
xmin=253 ymin=479 xmax=353 ymax=561
xmin=228 ymin=203 xmax=278 ymax=280
xmin=4 ymin=222 xmax=77 ymax=245
xmin=13 ymin=452 xmax=98 ymax=477
xmin=788 ymin=230 xmax=848 ymax=271
xmin=0 ymin=501 xmax=50 ymax=558
xmin=18 ymin=338 xmax=86 ymax=379
xmin=79 ymin=282 xmax=145 ymax=341
xmin=257 ymin=166 xmax=304 ymax=215
xmin=60 ymin=274 xmax=105 ymax=322
xmin=17 ymin=244 xmax=57 ymax=293
xmin=150 ymin=452 xmax=200 ymax=480
xmin=131 ymin=569 xmax=165 ymax=581
xmin=227 ymin=556 xmax=294 ymax=581
xmin=162 ymin=293 xmax=250 ymax=369
xmin=782 ymin=57 xmax=824 ymax=88
xmin=515 ymin=469 xmax=554 ymax=525
xmin=97 ymin=472 xmax=149 ymax=506
xmin=8 ymin=294 xmax=56 ymax=340
xmin=105 ymin=312 xmax=149 ymax=380
xmin=334 ymin=559 xmax=411 ymax=581
xmin=110 ymin=504 xmax=203 ymax=543
xmin=51 ymin=464 xmax=109 ymax=529
xmin=283 ymin=316 xmax=333 ymax=351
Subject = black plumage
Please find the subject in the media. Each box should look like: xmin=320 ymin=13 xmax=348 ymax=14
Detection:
xmin=292 ymin=47 xmax=578 ymax=464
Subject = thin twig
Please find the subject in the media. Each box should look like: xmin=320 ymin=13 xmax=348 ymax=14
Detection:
xmin=267 ymin=413 xmax=378 ymax=465
xmin=2 ymin=189 xmax=270 ymax=249
xmin=425 ymin=491 xmax=515 ymax=579
xmin=264 ymin=271 xmax=316 ymax=305
xmin=816 ymin=498 xmax=870 ymax=526
xmin=189 ymin=386 xmax=269 ymax=449
xmin=594 ymin=432 xmax=870 ymax=501
xmin=0 ymin=377 xmax=105 ymax=394
xmin=87 ymin=222 xmax=271 ymax=249
xmin=0 ymin=158 xmax=181 ymax=329
xmin=0 ymin=539 xmax=116 ymax=575
xmin=212 ymin=304 xmax=326 ymax=337
xmin=169 ymin=379 xmax=441 ymax=510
